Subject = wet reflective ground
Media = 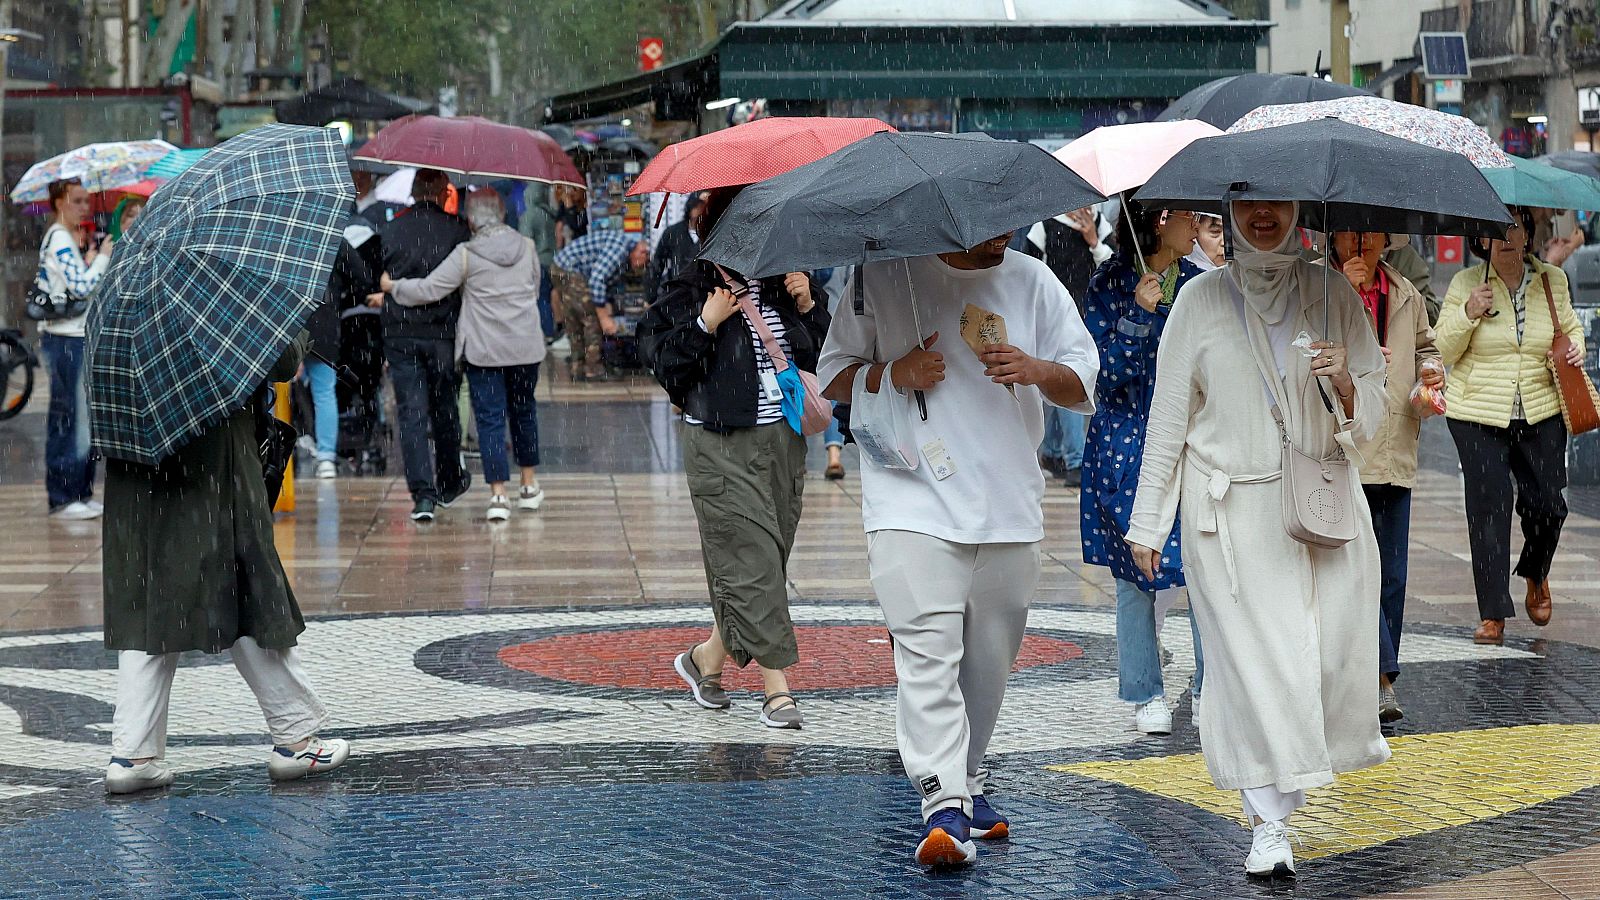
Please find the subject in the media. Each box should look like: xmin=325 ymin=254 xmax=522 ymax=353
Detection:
xmin=1 ymin=369 xmax=1598 ymax=898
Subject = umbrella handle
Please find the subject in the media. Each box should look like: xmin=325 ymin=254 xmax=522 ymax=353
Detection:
xmin=305 ymin=348 xmax=359 ymax=388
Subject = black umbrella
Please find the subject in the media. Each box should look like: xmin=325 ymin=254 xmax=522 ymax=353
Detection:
xmin=698 ymin=131 xmax=1105 ymax=282
xmin=1537 ymin=150 xmax=1600 ymax=182
xmin=1156 ymin=73 xmax=1371 ymax=129
xmin=275 ymin=78 xmax=433 ymax=126
xmin=1133 ymin=118 xmax=1511 ymax=241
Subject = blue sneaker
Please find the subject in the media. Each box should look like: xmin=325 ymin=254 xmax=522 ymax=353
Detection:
xmin=916 ymin=807 xmax=977 ymax=867
xmin=970 ymin=794 xmax=1010 ymax=840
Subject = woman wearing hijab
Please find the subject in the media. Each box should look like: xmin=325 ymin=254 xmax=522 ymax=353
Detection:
xmin=1081 ymin=202 xmax=1205 ymax=737
xmin=110 ymin=196 xmax=146 ymax=242
xmin=1125 ymin=200 xmax=1390 ymax=878
xmin=1437 ymin=205 xmax=1585 ymax=645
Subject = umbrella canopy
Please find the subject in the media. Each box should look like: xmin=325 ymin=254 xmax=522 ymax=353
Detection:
xmin=275 ymin=77 xmax=433 ymax=126
xmin=1479 ymin=155 xmax=1600 ymax=211
xmin=1054 ymin=119 xmax=1224 ymax=196
xmin=698 ymin=131 xmax=1105 ymax=280
xmin=10 ymin=140 xmax=177 ymax=203
xmin=1229 ymin=96 xmax=1513 ymax=168
xmin=1134 ymin=118 xmax=1512 ymax=240
xmin=86 ymin=124 xmax=354 ymax=466
xmin=538 ymin=124 xmax=585 ymax=152
xmin=145 ymin=148 xmax=210 ymax=180
xmin=627 ymin=117 xmax=896 ymax=197
xmin=353 ymin=115 xmax=582 ymax=187
xmin=1156 ymin=73 xmax=1370 ymax=129
xmin=1537 ymin=150 xmax=1600 ymax=181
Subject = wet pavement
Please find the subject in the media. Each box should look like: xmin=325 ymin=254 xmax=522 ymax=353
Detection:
xmin=1 ymin=369 xmax=1599 ymax=898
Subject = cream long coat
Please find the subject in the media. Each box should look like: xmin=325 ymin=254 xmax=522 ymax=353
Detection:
xmin=1125 ymin=262 xmax=1393 ymax=793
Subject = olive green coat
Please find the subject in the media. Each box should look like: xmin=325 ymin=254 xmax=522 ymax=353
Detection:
xmin=102 ymin=335 xmax=307 ymax=654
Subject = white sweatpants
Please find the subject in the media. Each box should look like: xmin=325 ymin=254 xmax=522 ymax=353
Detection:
xmin=111 ymin=636 xmax=327 ymax=759
xmin=867 ymin=529 xmax=1041 ymax=820
xmin=1241 ymin=785 xmax=1307 ymax=823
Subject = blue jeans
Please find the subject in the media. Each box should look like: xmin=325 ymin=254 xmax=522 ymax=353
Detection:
xmin=465 ymin=362 xmax=542 ymax=485
xmin=302 ymin=359 xmax=338 ymax=462
xmin=41 ymin=333 xmax=95 ymax=509
xmin=1364 ymin=483 xmax=1412 ymax=682
xmin=824 ymin=402 xmax=845 ymax=448
xmin=1041 ymin=407 xmax=1087 ymax=469
xmin=1115 ymin=578 xmax=1205 ymax=704
xmin=537 ymin=267 xmax=557 ymax=340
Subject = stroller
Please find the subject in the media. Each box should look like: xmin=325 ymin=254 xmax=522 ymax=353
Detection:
xmin=332 ymin=218 xmax=389 ymax=475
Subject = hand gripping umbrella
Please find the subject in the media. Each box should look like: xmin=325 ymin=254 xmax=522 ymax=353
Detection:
xmin=86 ymin=124 xmax=355 ymax=466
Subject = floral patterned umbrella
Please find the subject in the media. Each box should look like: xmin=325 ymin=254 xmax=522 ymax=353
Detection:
xmin=10 ymin=140 xmax=179 ymax=203
xmin=1227 ymin=96 xmax=1513 ymax=169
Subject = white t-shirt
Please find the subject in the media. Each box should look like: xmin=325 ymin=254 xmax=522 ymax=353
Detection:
xmin=817 ymin=251 xmax=1099 ymax=544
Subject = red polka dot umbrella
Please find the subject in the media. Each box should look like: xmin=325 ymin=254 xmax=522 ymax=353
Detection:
xmin=626 ymin=116 xmax=896 ymax=196
xmin=352 ymin=115 xmax=583 ymax=187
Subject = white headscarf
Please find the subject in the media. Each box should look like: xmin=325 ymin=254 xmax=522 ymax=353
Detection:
xmin=1228 ymin=200 xmax=1302 ymax=325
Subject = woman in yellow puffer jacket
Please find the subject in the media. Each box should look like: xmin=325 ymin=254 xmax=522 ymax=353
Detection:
xmin=1437 ymin=205 xmax=1586 ymax=646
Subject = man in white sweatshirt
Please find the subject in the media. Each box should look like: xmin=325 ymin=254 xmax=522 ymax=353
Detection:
xmin=818 ymin=233 xmax=1099 ymax=868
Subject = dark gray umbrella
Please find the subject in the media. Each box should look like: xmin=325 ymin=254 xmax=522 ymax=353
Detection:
xmin=1156 ymin=73 xmax=1371 ymax=129
xmin=698 ymin=131 xmax=1104 ymax=281
xmin=1538 ymin=150 xmax=1600 ymax=182
xmin=1134 ymin=118 xmax=1511 ymax=241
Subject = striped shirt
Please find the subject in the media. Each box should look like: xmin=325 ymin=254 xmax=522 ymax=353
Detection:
xmin=685 ymin=279 xmax=789 ymax=427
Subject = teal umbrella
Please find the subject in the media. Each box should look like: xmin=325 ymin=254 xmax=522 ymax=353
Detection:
xmin=144 ymin=148 xmax=210 ymax=180
xmin=1479 ymin=155 xmax=1600 ymax=211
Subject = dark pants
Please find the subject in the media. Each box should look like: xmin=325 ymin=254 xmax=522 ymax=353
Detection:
xmin=41 ymin=333 xmax=96 ymax=509
xmin=464 ymin=362 xmax=541 ymax=484
xmin=1363 ymin=483 xmax=1412 ymax=682
xmin=1448 ymin=416 xmax=1569 ymax=621
xmin=385 ymin=336 xmax=467 ymax=502
xmin=537 ymin=267 xmax=557 ymax=340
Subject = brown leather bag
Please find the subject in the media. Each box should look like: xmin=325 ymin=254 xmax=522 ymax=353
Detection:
xmin=1541 ymin=274 xmax=1600 ymax=436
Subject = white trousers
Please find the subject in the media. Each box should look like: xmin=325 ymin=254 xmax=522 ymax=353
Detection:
xmin=867 ymin=529 xmax=1041 ymax=820
xmin=111 ymin=636 xmax=327 ymax=759
xmin=1241 ymin=785 xmax=1307 ymax=823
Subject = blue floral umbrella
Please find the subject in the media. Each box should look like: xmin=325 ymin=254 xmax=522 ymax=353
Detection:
xmin=87 ymin=124 xmax=353 ymax=465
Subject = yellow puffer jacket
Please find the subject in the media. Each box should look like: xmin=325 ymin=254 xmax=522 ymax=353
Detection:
xmin=1436 ymin=259 xmax=1586 ymax=429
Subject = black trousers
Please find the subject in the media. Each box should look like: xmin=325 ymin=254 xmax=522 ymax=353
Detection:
xmin=1447 ymin=416 xmax=1568 ymax=621
xmin=384 ymin=336 xmax=467 ymax=502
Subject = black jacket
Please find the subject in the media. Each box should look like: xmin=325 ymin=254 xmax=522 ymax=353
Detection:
xmin=647 ymin=220 xmax=699 ymax=305
xmin=639 ymin=261 xmax=830 ymax=432
xmin=308 ymin=234 xmax=376 ymax=358
xmin=377 ymin=200 xmax=470 ymax=341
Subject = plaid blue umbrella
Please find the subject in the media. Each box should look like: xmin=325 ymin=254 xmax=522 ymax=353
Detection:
xmin=87 ymin=124 xmax=353 ymax=465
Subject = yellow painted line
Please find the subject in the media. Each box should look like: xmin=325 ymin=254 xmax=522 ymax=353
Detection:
xmin=1048 ymin=724 xmax=1600 ymax=860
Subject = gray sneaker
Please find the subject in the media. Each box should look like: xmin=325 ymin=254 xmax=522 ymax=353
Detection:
xmin=760 ymin=693 xmax=804 ymax=730
xmin=1379 ymin=684 xmax=1404 ymax=723
xmin=673 ymin=647 xmax=730 ymax=709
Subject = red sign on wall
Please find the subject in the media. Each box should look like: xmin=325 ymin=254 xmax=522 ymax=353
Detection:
xmin=639 ymin=38 xmax=664 ymax=72
xmin=1436 ymin=235 xmax=1465 ymax=265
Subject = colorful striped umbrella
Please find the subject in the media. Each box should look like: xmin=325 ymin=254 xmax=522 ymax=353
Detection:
xmin=144 ymin=148 xmax=211 ymax=180
xmin=1228 ymin=96 xmax=1513 ymax=169
xmin=10 ymin=140 xmax=178 ymax=203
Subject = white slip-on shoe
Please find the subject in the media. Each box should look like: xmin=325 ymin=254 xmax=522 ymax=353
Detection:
xmin=486 ymin=495 xmax=510 ymax=522
xmin=50 ymin=501 xmax=102 ymax=521
xmin=518 ymin=483 xmax=545 ymax=511
xmin=1245 ymin=820 xmax=1296 ymax=877
xmin=1134 ymin=697 xmax=1173 ymax=735
xmin=105 ymin=758 xmax=175 ymax=794
xmin=267 ymin=737 xmax=350 ymax=781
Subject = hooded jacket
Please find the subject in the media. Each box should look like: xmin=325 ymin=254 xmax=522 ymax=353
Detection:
xmin=388 ymin=224 xmax=547 ymax=368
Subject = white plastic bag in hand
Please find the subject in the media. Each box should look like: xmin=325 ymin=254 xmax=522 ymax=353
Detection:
xmin=850 ymin=365 xmax=919 ymax=471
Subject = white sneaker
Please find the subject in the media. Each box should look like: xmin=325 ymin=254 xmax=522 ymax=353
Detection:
xmin=1245 ymin=819 xmax=1296 ymax=877
xmin=518 ymin=483 xmax=545 ymax=511
xmin=50 ymin=501 xmax=102 ymax=521
xmin=486 ymin=495 xmax=510 ymax=521
xmin=267 ymin=736 xmax=350 ymax=781
xmin=1134 ymin=697 xmax=1173 ymax=735
xmin=105 ymin=758 xmax=175 ymax=794
xmin=85 ymin=499 xmax=104 ymax=514
xmin=315 ymin=459 xmax=337 ymax=479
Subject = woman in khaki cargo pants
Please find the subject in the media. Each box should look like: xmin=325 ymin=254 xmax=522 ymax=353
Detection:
xmin=637 ymin=188 xmax=831 ymax=729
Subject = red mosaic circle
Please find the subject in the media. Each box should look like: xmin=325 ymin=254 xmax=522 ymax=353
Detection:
xmin=497 ymin=624 xmax=1082 ymax=691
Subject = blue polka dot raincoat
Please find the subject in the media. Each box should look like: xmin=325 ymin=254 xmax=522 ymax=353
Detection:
xmin=1079 ymin=255 xmax=1202 ymax=590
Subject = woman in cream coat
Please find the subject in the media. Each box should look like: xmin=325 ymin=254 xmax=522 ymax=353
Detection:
xmin=1126 ymin=200 xmax=1391 ymax=878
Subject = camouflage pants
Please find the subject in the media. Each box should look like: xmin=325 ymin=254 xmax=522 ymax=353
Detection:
xmin=550 ymin=266 xmax=604 ymax=378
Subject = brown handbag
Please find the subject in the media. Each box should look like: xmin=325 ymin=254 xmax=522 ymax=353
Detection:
xmin=1541 ymin=274 xmax=1600 ymax=436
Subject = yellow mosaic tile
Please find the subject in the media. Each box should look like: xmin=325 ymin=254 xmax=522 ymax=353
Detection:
xmin=1048 ymin=724 xmax=1600 ymax=860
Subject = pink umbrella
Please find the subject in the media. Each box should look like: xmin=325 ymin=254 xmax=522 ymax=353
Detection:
xmin=1054 ymin=119 xmax=1224 ymax=196
xmin=352 ymin=115 xmax=584 ymax=187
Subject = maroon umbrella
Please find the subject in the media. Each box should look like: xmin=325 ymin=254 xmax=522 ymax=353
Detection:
xmin=352 ymin=115 xmax=584 ymax=187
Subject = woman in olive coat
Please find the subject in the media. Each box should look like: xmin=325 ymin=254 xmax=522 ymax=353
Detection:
xmin=101 ymin=333 xmax=352 ymax=794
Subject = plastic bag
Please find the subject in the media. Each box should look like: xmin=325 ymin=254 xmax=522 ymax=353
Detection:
xmin=849 ymin=365 xmax=919 ymax=471
xmin=1409 ymin=360 xmax=1446 ymax=418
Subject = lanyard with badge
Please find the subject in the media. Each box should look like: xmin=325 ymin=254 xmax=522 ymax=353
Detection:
xmin=728 ymin=276 xmax=787 ymax=405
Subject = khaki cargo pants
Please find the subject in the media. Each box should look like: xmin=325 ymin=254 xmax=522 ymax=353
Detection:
xmin=550 ymin=266 xmax=605 ymax=379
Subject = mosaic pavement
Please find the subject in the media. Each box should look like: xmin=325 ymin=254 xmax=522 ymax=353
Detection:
xmin=2 ymin=375 xmax=1599 ymax=898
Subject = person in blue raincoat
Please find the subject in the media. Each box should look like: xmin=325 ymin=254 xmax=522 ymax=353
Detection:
xmin=1080 ymin=202 xmax=1205 ymax=737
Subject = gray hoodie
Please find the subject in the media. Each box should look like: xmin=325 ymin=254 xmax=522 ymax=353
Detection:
xmin=390 ymin=224 xmax=548 ymax=368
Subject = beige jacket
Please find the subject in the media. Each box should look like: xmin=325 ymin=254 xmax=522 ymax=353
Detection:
xmin=1346 ymin=261 xmax=1440 ymax=488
